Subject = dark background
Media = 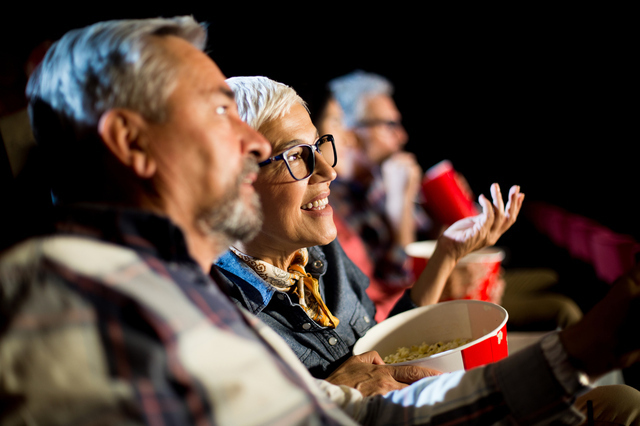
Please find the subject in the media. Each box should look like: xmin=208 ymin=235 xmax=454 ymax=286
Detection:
xmin=2 ymin=4 xmax=636 ymax=250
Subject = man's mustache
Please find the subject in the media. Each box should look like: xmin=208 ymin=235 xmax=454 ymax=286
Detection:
xmin=238 ymin=157 xmax=260 ymax=186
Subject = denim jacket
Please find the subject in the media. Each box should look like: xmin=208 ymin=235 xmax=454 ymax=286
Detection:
xmin=212 ymin=239 xmax=416 ymax=379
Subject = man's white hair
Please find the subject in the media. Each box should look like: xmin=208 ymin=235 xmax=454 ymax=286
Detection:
xmin=24 ymin=16 xmax=208 ymax=203
xmin=226 ymin=76 xmax=307 ymax=132
xmin=27 ymin=16 xmax=207 ymax=141
xmin=328 ymin=70 xmax=394 ymax=129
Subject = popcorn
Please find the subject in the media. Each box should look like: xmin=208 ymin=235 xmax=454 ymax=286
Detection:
xmin=383 ymin=338 xmax=472 ymax=364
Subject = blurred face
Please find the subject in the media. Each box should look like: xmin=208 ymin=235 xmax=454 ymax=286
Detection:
xmin=145 ymin=36 xmax=270 ymax=245
xmin=250 ymin=103 xmax=338 ymax=261
xmin=355 ymin=94 xmax=408 ymax=165
xmin=316 ymin=98 xmax=358 ymax=179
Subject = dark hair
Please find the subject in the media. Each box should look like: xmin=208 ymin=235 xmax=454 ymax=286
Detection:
xmin=295 ymin=81 xmax=333 ymax=128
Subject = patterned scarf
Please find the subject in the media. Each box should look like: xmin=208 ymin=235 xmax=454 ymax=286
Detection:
xmin=230 ymin=247 xmax=339 ymax=328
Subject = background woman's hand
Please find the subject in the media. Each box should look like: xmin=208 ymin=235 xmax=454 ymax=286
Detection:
xmin=438 ymin=184 xmax=524 ymax=261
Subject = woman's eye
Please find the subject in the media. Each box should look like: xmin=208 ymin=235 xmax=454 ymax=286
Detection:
xmin=286 ymin=153 xmax=301 ymax=162
xmin=285 ymin=148 xmax=304 ymax=162
xmin=215 ymin=105 xmax=228 ymax=115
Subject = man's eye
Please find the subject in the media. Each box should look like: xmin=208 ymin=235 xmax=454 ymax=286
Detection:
xmin=215 ymin=105 xmax=228 ymax=115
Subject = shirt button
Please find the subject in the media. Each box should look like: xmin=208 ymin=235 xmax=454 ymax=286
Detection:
xmin=363 ymin=315 xmax=370 ymax=323
xmin=312 ymin=260 xmax=323 ymax=269
xmin=277 ymin=293 xmax=285 ymax=300
xmin=302 ymin=323 xmax=311 ymax=330
xmin=328 ymin=337 xmax=338 ymax=346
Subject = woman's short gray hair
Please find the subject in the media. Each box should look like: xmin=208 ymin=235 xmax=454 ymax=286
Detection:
xmin=226 ymin=76 xmax=307 ymax=132
xmin=328 ymin=70 xmax=394 ymax=129
xmin=27 ymin=16 xmax=207 ymax=141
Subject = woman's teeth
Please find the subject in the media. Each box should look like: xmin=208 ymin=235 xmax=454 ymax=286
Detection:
xmin=301 ymin=198 xmax=329 ymax=210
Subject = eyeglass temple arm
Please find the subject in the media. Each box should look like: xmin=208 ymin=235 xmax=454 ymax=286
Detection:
xmin=258 ymin=154 xmax=283 ymax=167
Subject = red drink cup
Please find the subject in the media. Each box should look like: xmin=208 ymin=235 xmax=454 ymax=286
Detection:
xmin=406 ymin=241 xmax=505 ymax=303
xmin=421 ymin=160 xmax=478 ymax=226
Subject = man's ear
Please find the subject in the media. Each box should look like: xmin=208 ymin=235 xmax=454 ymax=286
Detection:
xmin=98 ymin=109 xmax=156 ymax=178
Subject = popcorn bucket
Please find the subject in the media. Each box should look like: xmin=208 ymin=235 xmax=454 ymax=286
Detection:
xmin=406 ymin=240 xmax=505 ymax=302
xmin=421 ymin=160 xmax=479 ymax=226
xmin=353 ymin=300 xmax=509 ymax=373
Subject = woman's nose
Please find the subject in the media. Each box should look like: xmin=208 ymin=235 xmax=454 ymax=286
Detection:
xmin=312 ymin=151 xmax=337 ymax=183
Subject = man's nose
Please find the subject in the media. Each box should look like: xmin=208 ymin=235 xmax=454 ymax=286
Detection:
xmin=239 ymin=118 xmax=271 ymax=162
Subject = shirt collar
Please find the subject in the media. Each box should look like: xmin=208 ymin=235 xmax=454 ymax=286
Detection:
xmin=215 ymin=250 xmax=276 ymax=313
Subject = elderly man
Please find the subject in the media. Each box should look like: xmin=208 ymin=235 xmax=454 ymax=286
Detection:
xmin=0 ymin=17 xmax=354 ymax=425
xmin=1 ymin=16 xmax=639 ymax=426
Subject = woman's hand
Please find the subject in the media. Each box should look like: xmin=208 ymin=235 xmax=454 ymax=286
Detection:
xmin=410 ymin=184 xmax=523 ymax=307
xmin=438 ymin=183 xmax=524 ymax=261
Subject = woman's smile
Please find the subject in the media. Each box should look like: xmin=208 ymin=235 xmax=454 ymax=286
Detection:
xmin=301 ymin=195 xmax=330 ymax=211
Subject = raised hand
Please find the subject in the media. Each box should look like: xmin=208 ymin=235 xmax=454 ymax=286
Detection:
xmin=439 ymin=184 xmax=524 ymax=261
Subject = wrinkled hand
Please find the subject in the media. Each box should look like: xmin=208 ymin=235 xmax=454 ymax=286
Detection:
xmin=560 ymin=264 xmax=640 ymax=378
xmin=439 ymin=183 xmax=524 ymax=261
xmin=325 ymin=351 xmax=441 ymax=397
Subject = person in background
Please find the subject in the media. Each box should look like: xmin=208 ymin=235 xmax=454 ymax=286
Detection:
xmin=303 ymin=84 xmax=391 ymax=322
xmin=325 ymin=70 xmax=584 ymax=331
xmin=326 ymin=70 xmax=432 ymax=319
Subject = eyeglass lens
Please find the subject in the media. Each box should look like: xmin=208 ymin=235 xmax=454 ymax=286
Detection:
xmin=285 ymin=136 xmax=336 ymax=180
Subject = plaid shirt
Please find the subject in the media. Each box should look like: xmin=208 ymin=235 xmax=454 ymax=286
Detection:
xmin=0 ymin=205 xmax=355 ymax=425
xmin=0 ymin=205 xmax=588 ymax=425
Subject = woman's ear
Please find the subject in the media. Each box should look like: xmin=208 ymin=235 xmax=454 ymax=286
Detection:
xmin=98 ymin=109 xmax=156 ymax=178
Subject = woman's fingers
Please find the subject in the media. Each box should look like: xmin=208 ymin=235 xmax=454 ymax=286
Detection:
xmin=478 ymin=192 xmax=494 ymax=228
xmin=484 ymin=184 xmax=525 ymax=243
xmin=505 ymin=185 xmax=524 ymax=225
xmin=490 ymin=183 xmax=505 ymax=214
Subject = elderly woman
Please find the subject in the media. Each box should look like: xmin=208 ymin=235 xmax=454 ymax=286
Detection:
xmin=212 ymin=76 xmax=524 ymax=384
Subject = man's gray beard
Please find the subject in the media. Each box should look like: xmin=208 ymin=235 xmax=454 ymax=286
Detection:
xmin=197 ymin=160 xmax=263 ymax=249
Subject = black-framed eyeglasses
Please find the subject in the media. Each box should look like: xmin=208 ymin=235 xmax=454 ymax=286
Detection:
xmin=259 ymin=134 xmax=337 ymax=181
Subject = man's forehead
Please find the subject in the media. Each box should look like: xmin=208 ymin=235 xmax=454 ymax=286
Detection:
xmin=159 ymin=36 xmax=230 ymax=94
